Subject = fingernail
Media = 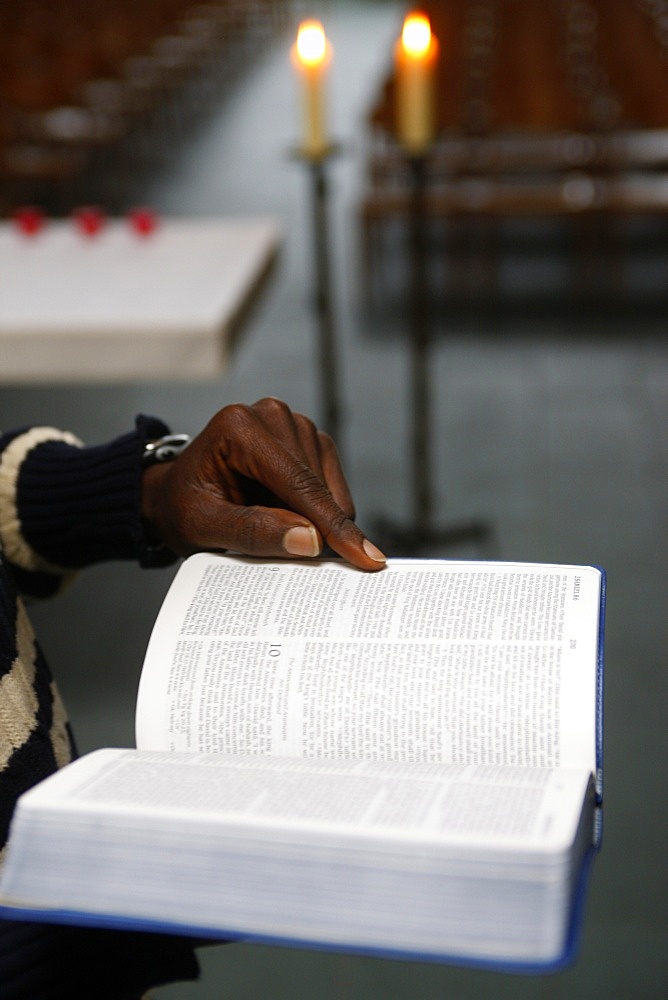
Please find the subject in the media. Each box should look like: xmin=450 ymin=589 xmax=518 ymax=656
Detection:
xmin=363 ymin=538 xmax=387 ymax=563
xmin=283 ymin=525 xmax=321 ymax=558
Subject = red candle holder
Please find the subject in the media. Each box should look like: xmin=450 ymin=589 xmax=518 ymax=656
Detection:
xmin=13 ymin=206 xmax=46 ymax=237
xmin=128 ymin=207 xmax=159 ymax=237
xmin=74 ymin=206 xmax=106 ymax=237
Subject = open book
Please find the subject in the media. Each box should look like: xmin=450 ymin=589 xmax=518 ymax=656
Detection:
xmin=0 ymin=555 xmax=605 ymax=972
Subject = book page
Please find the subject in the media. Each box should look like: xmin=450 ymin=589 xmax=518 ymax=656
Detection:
xmin=2 ymin=748 xmax=593 ymax=856
xmin=0 ymin=748 xmax=595 ymax=967
xmin=136 ymin=557 xmax=601 ymax=772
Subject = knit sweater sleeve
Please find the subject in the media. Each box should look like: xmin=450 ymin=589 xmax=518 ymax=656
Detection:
xmin=0 ymin=420 xmax=203 ymax=994
xmin=0 ymin=415 xmax=174 ymax=598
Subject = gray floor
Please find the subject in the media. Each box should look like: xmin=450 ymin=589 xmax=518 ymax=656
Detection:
xmin=1 ymin=2 xmax=667 ymax=997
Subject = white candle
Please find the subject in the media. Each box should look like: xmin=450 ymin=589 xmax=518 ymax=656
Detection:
xmin=395 ymin=12 xmax=440 ymax=153
xmin=292 ymin=20 xmax=331 ymax=158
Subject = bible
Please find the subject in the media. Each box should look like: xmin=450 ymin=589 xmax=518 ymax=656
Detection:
xmin=0 ymin=555 xmax=605 ymax=972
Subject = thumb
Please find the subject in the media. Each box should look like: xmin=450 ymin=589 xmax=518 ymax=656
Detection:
xmin=222 ymin=503 xmax=386 ymax=570
xmin=168 ymin=494 xmax=325 ymax=560
xmin=226 ymin=505 xmax=325 ymax=559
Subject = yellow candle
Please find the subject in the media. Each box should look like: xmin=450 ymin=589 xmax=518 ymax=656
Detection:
xmin=292 ymin=20 xmax=331 ymax=158
xmin=395 ymin=12 xmax=440 ymax=153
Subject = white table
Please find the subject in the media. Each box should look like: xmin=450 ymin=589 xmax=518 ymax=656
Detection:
xmin=0 ymin=217 xmax=281 ymax=382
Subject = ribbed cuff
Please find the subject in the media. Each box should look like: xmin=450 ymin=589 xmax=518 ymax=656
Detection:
xmin=14 ymin=416 xmax=173 ymax=570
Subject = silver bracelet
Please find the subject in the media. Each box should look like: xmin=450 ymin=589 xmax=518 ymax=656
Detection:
xmin=142 ymin=433 xmax=192 ymax=467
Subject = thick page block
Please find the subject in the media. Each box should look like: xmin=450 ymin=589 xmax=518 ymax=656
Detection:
xmin=0 ymin=557 xmax=605 ymax=971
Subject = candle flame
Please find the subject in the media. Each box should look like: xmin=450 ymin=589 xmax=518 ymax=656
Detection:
xmin=401 ymin=12 xmax=432 ymax=58
xmin=296 ymin=20 xmax=327 ymax=67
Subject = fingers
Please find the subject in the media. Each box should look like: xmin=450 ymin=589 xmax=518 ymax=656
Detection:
xmin=249 ymin=399 xmax=355 ymax=517
xmin=214 ymin=400 xmax=383 ymax=567
xmin=146 ymin=398 xmax=387 ymax=572
xmin=318 ymin=432 xmax=355 ymax=517
xmin=173 ymin=494 xmax=322 ymax=559
xmin=158 ymin=483 xmax=385 ymax=571
xmin=219 ymin=500 xmax=386 ymax=571
xmin=223 ymin=451 xmax=382 ymax=569
xmin=255 ymin=400 xmax=325 ymax=480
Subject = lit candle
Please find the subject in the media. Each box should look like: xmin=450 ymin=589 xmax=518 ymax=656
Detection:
xmin=292 ymin=19 xmax=331 ymax=158
xmin=394 ymin=12 xmax=440 ymax=153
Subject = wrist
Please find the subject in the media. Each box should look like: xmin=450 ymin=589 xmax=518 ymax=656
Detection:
xmin=141 ymin=462 xmax=171 ymax=546
xmin=140 ymin=433 xmax=191 ymax=565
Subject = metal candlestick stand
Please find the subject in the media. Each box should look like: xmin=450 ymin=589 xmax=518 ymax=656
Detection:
xmin=376 ymin=154 xmax=492 ymax=555
xmin=294 ymin=145 xmax=343 ymax=447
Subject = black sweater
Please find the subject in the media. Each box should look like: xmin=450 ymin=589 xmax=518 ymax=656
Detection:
xmin=0 ymin=418 xmax=199 ymax=999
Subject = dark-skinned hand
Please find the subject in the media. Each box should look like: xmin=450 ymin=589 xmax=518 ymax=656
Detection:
xmin=141 ymin=397 xmax=386 ymax=572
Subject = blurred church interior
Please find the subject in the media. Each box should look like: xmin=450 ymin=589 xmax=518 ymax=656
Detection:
xmin=1 ymin=2 xmax=667 ymax=997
